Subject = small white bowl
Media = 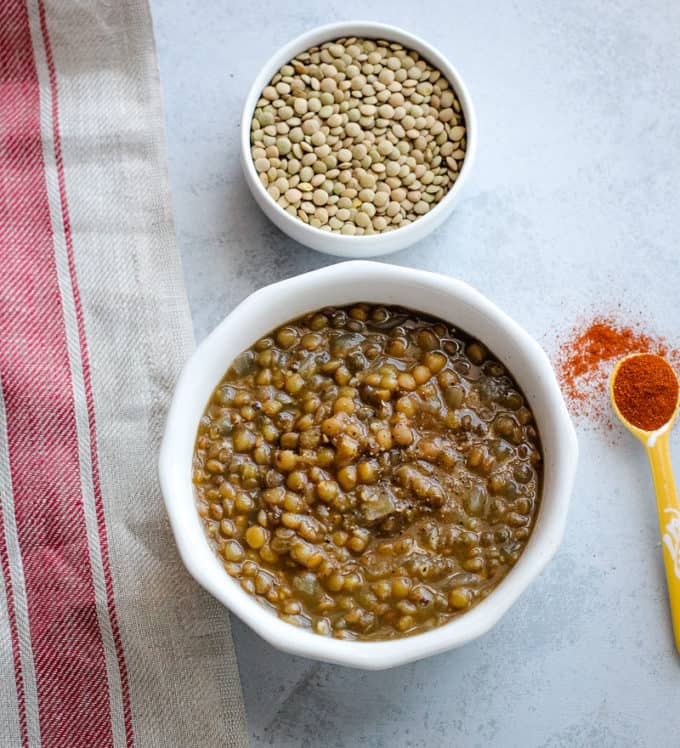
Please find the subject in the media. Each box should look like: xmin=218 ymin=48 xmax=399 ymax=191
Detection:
xmin=240 ymin=22 xmax=477 ymax=258
xmin=159 ymin=262 xmax=578 ymax=670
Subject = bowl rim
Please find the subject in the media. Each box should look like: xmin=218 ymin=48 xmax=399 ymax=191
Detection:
xmin=240 ymin=21 xmax=478 ymax=257
xmin=159 ymin=261 xmax=578 ymax=669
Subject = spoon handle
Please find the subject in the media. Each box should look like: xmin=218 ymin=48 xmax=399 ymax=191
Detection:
xmin=646 ymin=430 xmax=680 ymax=655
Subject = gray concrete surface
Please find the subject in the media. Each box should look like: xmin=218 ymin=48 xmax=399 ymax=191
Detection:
xmin=150 ymin=1 xmax=680 ymax=745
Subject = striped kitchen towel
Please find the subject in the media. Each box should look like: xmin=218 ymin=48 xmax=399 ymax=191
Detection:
xmin=0 ymin=1 xmax=248 ymax=746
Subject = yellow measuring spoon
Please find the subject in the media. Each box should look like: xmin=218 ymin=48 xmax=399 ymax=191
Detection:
xmin=610 ymin=353 xmax=680 ymax=654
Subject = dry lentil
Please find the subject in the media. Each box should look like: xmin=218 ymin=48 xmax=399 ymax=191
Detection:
xmin=250 ymin=37 xmax=467 ymax=235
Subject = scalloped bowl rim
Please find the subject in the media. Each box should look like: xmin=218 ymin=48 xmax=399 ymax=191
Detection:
xmin=159 ymin=262 xmax=578 ymax=669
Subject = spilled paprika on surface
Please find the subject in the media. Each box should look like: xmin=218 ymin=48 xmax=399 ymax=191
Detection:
xmin=554 ymin=316 xmax=680 ymax=427
xmin=612 ymin=354 xmax=679 ymax=432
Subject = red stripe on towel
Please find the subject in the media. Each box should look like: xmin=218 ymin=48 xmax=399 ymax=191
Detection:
xmin=0 ymin=1 xmax=114 ymax=745
xmin=37 ymin=3 xmax=134 ymax=744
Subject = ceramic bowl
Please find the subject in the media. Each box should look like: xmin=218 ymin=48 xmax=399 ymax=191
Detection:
xmin=240 ymin=21 xmax=477 ymax=258
xmin=159 ymin=261 xmax=578 ymax=669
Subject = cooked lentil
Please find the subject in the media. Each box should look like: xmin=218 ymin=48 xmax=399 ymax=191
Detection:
xmin=251 ymin=37 xmax=467 ymax=235
xmin=194 ymin=304 xmax=542 ymax=640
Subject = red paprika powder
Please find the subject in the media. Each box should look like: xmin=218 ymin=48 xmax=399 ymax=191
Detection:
xmin=612 ymin=354 xmax=679 ymax=431
xmin=554 ymin=316 xmax=680 ymax=426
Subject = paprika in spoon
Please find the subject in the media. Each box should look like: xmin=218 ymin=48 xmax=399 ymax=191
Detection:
xmin=613 ymin=353 xmax=679 ymax=432
xmin=610 ymin=353 xmax=680 ymax=655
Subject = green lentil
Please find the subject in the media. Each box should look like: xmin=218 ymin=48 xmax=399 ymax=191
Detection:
xmin=250 ymin=37 xmax=467 ymax=234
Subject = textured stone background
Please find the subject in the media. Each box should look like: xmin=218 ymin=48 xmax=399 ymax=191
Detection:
xmin=150 ymin=1 xmax=680 ymax=745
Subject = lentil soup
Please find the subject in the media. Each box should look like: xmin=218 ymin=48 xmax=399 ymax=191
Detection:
xmin=193 ymin=304 xmax=543 ymax=640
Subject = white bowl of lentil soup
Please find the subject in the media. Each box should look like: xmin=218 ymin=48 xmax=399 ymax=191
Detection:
xmin=159 ymin=262 xmax=578 ymax=669
xmin=241 ymin=22 xmax=476 ymax=257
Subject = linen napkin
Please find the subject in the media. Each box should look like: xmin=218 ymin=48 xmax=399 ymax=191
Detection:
xmin=0 ymin=1 xmax=248 ymax=745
